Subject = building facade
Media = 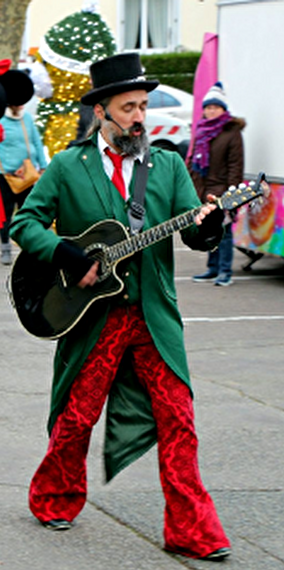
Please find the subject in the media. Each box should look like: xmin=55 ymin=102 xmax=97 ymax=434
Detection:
xmin=25 ymin=0 xmax=217 ymax=56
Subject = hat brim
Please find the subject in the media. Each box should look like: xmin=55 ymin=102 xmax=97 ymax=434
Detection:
xmin=0 ymin=70 xmax=34 ymax=106
xmin=81 ymin=79 xmax=159 ymax=106
xmin=0 ymin=84 xmax=7 ymax=119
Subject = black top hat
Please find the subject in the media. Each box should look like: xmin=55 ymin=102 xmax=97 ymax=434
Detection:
xmin=81 ymin=52 xmax=159 ymax=106
xmin=0 ymin=61 xmax=34 ymax=118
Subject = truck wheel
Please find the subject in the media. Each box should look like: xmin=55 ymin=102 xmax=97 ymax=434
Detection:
xmin=151 ymin=140 xmax=177 ymax=153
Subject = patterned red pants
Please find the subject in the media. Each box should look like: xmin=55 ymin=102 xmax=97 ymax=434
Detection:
xmin=29 ymin=305 xmax=230 ymax=558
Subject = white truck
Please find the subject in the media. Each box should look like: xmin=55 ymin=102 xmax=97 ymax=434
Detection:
xmin=217 ymin=0 xmax=284 ymax=266
xmin=146 ymin=111 xmax=190 ymax=159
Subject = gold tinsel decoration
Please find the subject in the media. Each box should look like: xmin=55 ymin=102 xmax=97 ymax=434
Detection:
xmin=39 ymin=62 xmax=91 ymax=157
xmin=45 ymin=63 xmax=90 ymax=102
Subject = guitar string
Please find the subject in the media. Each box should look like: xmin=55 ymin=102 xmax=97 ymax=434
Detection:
xmin=84 ymin=184 xmax=260 ymax=267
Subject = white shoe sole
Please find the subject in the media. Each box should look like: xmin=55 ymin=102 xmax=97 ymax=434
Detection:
xmin=215 ymin=280 xmax=233 ymax=286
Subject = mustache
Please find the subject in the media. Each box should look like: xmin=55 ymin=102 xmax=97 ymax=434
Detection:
xmin=128 ymin=122 xmax=146 ymax=135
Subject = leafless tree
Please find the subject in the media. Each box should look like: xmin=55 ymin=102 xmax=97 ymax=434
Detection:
xmin=0 ymin=0 xmax=31 ymax=64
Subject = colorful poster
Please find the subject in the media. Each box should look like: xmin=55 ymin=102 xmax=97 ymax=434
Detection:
xmin=233 ymin=182 xmax=284 ymax=257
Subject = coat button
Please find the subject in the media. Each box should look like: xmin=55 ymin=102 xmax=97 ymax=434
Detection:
xmin=82 ymin=154 xmax=87 ymax=160
xmin=123 ymin=294 xmax=129 ymax=300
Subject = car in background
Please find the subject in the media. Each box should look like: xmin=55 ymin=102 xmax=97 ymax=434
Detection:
xmin=147 ymin=84 xmax=193 ymax=125
xmin=145 ymin=111 xmax=190 ymax=159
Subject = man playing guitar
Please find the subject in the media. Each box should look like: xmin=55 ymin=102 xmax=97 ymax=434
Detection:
xmin=10 ymin=52 xmax=231 ymax=561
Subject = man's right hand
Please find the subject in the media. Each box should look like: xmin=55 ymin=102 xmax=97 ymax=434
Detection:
xmin=78 ymin=261 xmax=100 ymax=288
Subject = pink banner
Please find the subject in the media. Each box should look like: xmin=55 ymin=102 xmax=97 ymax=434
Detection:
xmin=186 ymin=33 xmax=218 ymax=160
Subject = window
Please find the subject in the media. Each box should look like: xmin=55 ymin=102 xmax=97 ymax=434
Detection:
xmin=148 ymin=90 xmax=181 ymax=109
xmin=121 ymin=0 xmax=180 ymax=53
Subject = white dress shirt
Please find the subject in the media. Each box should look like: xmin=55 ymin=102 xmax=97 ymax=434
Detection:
xmin=97 ymin=131 xmax=144 ymax=200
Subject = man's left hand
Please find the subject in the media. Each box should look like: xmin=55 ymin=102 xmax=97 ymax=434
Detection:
xmin=194 ymin=197 xmax=217 ymax=226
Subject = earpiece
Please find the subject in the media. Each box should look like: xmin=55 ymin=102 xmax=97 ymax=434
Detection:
xmin=104 ymin=110 xmax=130 ymax=136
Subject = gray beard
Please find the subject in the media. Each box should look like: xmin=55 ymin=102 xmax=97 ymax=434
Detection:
xmin=112 ymin=133 xmax=149 ymax=156
xmin=109 ymin=127 xmax=149 ymax=156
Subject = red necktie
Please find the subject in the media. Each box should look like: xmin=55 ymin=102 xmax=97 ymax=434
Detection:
xmin=105 ymin=148 xmax=126 ymax=199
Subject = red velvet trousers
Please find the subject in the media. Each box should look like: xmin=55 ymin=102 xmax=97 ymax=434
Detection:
xmin=29 ymin=305 xmax=230 ymax=558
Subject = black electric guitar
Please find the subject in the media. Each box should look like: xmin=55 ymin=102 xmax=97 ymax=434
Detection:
xmin=9 ymin=173 xmax=266 ymax=340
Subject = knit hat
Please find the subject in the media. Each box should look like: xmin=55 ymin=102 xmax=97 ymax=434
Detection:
xmin=202 ymin=81 xmax=228 ymax=111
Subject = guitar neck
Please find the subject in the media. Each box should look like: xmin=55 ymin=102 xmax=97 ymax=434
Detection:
xmin=108 ymin=205 xmax=202 ymax=263
xmin=107 ymin=173 xmax=265 ymax=265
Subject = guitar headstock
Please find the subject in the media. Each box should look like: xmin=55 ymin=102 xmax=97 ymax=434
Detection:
xmin=219 ymin=172 xmax=266 ymax=211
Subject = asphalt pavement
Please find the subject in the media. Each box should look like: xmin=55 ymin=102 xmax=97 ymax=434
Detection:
xmin=1 ymin=240 xmax=284 ymax=570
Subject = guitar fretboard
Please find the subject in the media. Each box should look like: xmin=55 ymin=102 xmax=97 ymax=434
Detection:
xmin=106 ymin=178 xmax=263 ymax=264
xmin=107 ymin=207 xmax=201 ymax=263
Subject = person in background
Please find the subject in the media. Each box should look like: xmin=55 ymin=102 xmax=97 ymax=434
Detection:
xmin=0 ymin=193 xmax=5 ymax=229
xmin=188 ymin=82 xmax=245 ymax=286
xmin=0 ymin=102 xmax=48 ymax=265
xmin=10 ymin=53 xmax=231 ymax=561
xmin=0 ymin=122 xmax=5 ymax=229
xmin=0 ymin=59 xmax=36 ymax=264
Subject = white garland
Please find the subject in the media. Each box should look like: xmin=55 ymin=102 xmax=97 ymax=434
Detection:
xmin=39 ymin=37 xmax=92 ymax=75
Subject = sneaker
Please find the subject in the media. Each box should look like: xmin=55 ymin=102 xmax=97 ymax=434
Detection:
xmin=192 ymin=271 xmax=218 ymax=283
xmin=215 ymin=275 xmax=233 ymax=286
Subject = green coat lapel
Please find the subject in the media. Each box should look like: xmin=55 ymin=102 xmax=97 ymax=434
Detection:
xmin=77 ymin=137 xmax=115 ymax=218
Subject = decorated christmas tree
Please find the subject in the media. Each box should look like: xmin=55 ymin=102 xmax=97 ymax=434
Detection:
xmin=35 ymin=1 xmax=116 ymax=157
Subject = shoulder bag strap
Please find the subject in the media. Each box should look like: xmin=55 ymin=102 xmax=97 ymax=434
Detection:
xmin=0 ymin=157 xmax=5 ymax=174
xmin=20 ymin=118 xmax=32 ymax=159
xmin=127 ymin=150 xmax=150 ymax=234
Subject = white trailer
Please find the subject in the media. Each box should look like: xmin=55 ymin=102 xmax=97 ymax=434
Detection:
xmin=217 ymin=0 xmax=284 ymax=263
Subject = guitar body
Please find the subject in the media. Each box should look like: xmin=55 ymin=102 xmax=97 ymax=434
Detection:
xmin=10 ymin=173 xmax=266 ymax=339
xmin=11 ymin=220 xmax=130 ymax=339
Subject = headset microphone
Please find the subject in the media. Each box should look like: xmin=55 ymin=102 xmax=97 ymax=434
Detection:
xmin=104 ymin=111 xmax=130 ymax=136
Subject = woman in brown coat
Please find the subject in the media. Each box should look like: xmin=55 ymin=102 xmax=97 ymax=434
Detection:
xmin=188 ymin=82 xmax=245 ymax=286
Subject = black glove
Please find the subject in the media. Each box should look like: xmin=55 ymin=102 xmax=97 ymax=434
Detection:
xmin=184 ymin=207 xmax=225 ymax=251
xmin=197 ymin=207 xmax=225 ymax=244
xmin=53 ymin=239 xmax=94 ymax=283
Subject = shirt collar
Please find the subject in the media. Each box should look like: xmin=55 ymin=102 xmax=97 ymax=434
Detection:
xmin=5 ymin=107 xmax=25 ymax=120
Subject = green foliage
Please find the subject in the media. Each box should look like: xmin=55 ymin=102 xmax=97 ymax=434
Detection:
xmin=45 ymin=11 xmax=116 ymax=62
xmin=140 ymin=52 xmax=201 ymax=93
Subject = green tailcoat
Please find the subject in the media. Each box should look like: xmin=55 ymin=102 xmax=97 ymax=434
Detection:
xmin=10 ymin=135 xmax=214 ymax=481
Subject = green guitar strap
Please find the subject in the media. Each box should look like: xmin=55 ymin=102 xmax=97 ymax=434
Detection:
xmin=127 ymin=150 xmax=150 ymax=235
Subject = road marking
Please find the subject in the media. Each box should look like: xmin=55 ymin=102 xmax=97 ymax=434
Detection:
xmin=176 ymin=275 xmax=284 ymax=281
xmin=182 ymin=315 xmax=284 ymax=323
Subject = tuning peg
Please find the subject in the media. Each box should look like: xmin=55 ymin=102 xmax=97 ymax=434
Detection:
xmin=228 ymin=185 xmax=236 ymax=192
xmin=238 ymin=183 xmax=247 ymax=189
xmin=249 ymin=180 xmax=256 ymax=187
